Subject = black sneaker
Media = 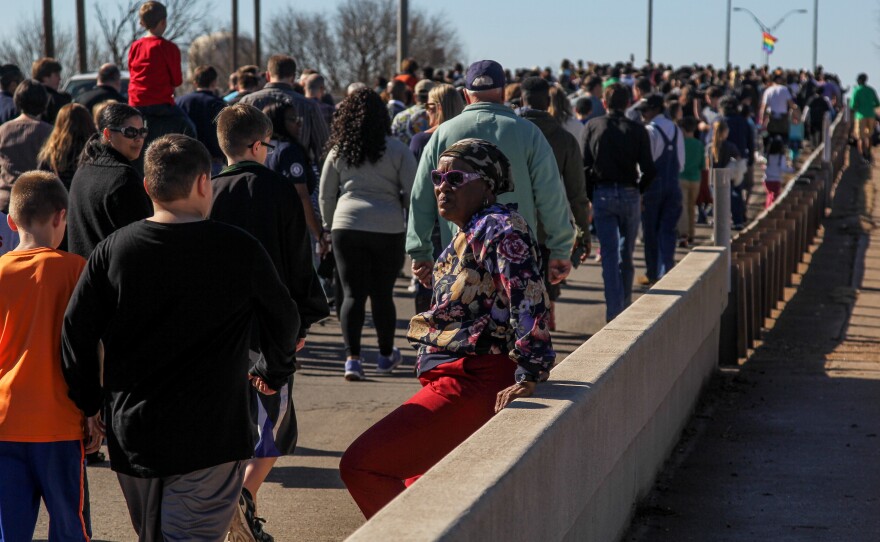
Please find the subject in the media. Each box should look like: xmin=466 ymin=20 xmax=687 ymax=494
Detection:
xmin=228 ymin=488 xmax=273 ymax=542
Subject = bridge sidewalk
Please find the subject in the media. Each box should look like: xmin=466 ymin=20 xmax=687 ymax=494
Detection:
xmin=626 ymin=148 xmax=880 ymax=541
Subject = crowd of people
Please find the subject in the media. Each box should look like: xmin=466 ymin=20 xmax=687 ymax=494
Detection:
xmin=0 ymin=1 xmax=873 ymax=540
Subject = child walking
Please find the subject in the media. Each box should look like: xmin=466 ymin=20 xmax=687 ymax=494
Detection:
xmin=763 ymin=136 xmax=795 ymax=209
xmin=676 ymin=117 xmax=705 ymax=247
xmin=0 ymin=171 xmax=102 ymax=541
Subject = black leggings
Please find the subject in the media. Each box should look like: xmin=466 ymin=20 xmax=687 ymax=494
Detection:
xmin=332 ymin=229 xmax=405 ymax=358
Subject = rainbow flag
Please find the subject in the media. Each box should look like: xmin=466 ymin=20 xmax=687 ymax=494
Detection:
xmin=762 ymin=32 xmax=778 ymax=54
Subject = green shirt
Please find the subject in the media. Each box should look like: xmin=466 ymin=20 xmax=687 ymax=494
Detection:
xmin=406 ymin=102 xmax=575 ymax=261
xmin=849 ymin=84 xmax=880 ymax=120
xmin=680 ymin=137 xmax=705 ymax=182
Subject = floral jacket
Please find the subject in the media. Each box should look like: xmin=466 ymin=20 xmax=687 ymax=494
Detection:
xmin=391 ymin=104 xmax=429 ymax=146
xmin=407 ymin=203 xmax=555 ymax=378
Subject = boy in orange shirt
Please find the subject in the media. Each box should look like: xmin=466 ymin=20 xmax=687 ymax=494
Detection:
xmin=0 ymin=171 xmax=103 ymax=541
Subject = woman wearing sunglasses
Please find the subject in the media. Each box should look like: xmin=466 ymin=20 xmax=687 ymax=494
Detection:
xmin=319 ymin=88 xmax=417 ymax=381
xmin=67 ymin=102 xmax=152 ymax=259
xmin=340 ymin=138 xmax=555 ymax=519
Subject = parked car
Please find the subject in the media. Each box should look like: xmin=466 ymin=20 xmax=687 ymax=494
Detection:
xmin=62 ymin=71 xmax=130 ymax=101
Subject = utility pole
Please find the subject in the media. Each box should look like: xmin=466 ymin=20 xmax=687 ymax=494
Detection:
xmin=231 ymin=0 xmax=239 ymax=72
xmin=254 ymin=0 xmax=261 ymax=67
xmin=76 ymin=0 xmax=87 ymax=73
xmin=812 ymin=0 xmax=818 ymax=72
xmin=397 ymin=0 xmax=408 ymax=74
xmin=646 ymin=0 xmax=653 ymax=63
xmin=42 ymin=0 xmax=55 ymax=58
xmin=724 ymin=0 xmax=732 ymax=68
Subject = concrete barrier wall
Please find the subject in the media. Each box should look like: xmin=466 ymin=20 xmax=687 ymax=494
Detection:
xmin=347 ymin=247 xmax=728 ymax=542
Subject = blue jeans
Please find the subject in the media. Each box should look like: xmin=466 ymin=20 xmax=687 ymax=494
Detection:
xmin=593 ymin=185 xmax=641 ymax=322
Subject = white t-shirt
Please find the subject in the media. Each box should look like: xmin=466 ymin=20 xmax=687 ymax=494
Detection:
xmin=762 ymin=85 xmax=793 ymax=117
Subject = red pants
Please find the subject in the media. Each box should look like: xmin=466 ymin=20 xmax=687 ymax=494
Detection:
xmin=764 ymin=180 xmax=781 ymax=209
xmin=339 ymin=354 xmax=516 ymax=518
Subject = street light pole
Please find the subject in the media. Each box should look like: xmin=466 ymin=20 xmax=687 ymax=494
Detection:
xmin=646 ymin=0 xmax=653 ymax=63
xmin=724 ymin=0 xmax=732 ymax=68
xmin=254 ymin=0 xmax=261 ymax=67
xmin=231 ymin=0 xmax=239 ymax=72
xmin=397 ymin=0 xmax=408 ymax=74
xmin=812 ymin=0 xmax=818 ymax=72
xmin=42 ymin=0 xmax=55 ymax=58
xmin=733 ymin=7 xmax=807 ymax=67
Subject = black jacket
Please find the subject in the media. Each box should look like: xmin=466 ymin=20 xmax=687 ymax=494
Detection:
xmin=581 ymin=110 xmax=656 ymax=193
xmin=176 ymin=90 xmax=227 ymax=159
xmin=43 ymin=87 xmax=73 ymax=124
xmin=74 ymin=84 xmax=126 ymax=112
xmin=520 ymin=109 xmax=591 ymax=239
xmin=211 ymin=161 xmax=330 ymax=338
xmin=67 ymin=144 xmax=153 ymax=259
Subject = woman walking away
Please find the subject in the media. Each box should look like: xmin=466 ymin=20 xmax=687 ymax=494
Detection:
xmin=340 ymin=139 xmax=555 ymax=519
xmin=709 ymin=119 xmax=744 ymax=229
xmin=38 ymin=103 xmax=97 ymax=190
xmin=319 ymin=88 xmax=417 ymax=380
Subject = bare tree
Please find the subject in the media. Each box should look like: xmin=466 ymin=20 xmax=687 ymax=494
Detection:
xmin=188 ymin=31 xmax=255 ymax=90
xmin=265 ymin=9 xmax=340 ymax=89
xmin=335 ymin=0 xmax=396 ymax=86
xmin=94 ymin=0 xmax=215 ymax=69
xmin=0 ymin=15 xmax=78 ymax=78
xmin=94 ymin=1 xmax=140 ymax=68
xmin=407 ymin=10 xmax=463 ymax=71
xmin=264 ymin=0 xmax=463 ymax=92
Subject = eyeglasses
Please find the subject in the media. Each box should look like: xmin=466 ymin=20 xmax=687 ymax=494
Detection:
xmin=430 ymin=169 xmax=483 ymax=189
xmin=109 ymin=126 xmax=148 ymax=139
xmin=253 ymin=140 xmax=276 ymax=155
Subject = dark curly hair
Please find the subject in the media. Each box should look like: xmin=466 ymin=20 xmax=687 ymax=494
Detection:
xmin=325 ymin=88 xmax=390 ymax=167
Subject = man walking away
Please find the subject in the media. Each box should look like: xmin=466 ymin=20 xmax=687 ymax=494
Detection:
xmin=176 ymin=65 xmax=227 ymax=174
xmin=391 ymin=79 xmax=434 ymax=146
xmin=582 ymin=84 xmax=656 ymax=322
xmin=62 ymin=134 xmax=299 ymax=541
xmin=407 ymin=59 xmax=575 ymax=291
xmin=849 ymin=73 xmax=880 ymax=165
xmin=0 ymin=65 xmax=23 ymax=125
xmin=239 ymin=55 xmax=329 ymax=164
xmin=637 ymin=94 xmax=684 ymax=288
xmin=75 ymin=64 xmax=126 ymax=113
xmin=519 ymin=76 xmax=591 ymax=329
xmin=32 ymin=58 xmax=72 ymax=125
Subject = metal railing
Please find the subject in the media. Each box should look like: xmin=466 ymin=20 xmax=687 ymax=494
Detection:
xmin=717 ymin=112 xmax=848 ymax=363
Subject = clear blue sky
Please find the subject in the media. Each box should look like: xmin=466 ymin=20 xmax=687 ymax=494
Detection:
xmin=4 ymin=0 xmax=877 ymax=86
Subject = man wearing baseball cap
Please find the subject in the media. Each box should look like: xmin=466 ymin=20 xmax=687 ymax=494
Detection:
xmin=407 ymin=59 xmax=575 ymax=288
xmin=391 ymin=78 xmax=435 ymax=146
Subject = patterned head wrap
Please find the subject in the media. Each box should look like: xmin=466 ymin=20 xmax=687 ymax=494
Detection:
xmin=438 ymin=138 xmax=514 ymax=195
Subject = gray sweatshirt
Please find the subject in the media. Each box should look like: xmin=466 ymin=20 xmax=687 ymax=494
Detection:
xmin=319 ymin=136 xmax=417 ymax=234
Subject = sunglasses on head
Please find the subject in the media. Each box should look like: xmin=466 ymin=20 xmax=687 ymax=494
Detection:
xmin=430 ymin=169 xmax=484 ymax=189
xmin=108 ymin=126 xmax=148 ymax=139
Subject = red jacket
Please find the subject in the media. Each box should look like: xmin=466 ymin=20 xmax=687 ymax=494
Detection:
xmin=127 ymin=36 xmax=182 ymax=107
